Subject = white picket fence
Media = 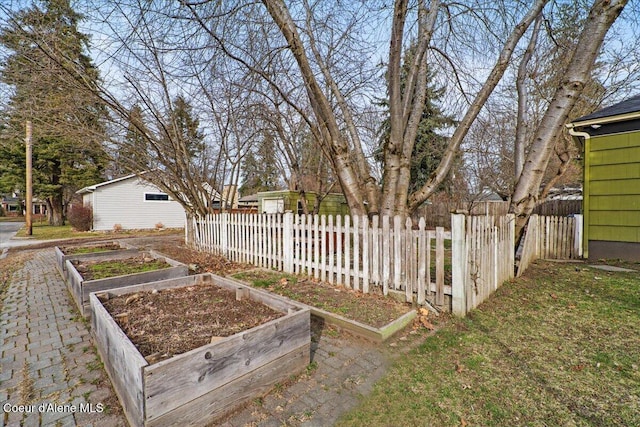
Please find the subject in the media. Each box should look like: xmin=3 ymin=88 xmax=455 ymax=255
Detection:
xmin=516 ymin=214 xmax=583 ymax=277
xmin=187 ymin=212 xmax=522 ymax=315
xmin=451 ymin=214 xmax=515 ymax=314
xmin=188 ymin=212 xmax=452 ymax=308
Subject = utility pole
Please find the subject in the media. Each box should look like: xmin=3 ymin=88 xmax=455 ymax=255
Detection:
xmin=25 ymin=120 xmax=33 ymax=236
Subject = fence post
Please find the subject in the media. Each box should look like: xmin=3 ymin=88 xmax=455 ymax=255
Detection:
xmin=451 ymin=213 xmax=467 ymax=316
xmin=282 ymin=212 xmax=294 ymax=273
xmin=508 ymin=214 xmax=515 ymax=279
xmin=574 ymin=214 xmax=583 ymax=258
xmin=220 ymin=212 xmax=229 ymax=257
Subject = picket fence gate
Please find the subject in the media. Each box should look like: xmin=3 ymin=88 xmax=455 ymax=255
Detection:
xmin=187 ymin=212 xmax=522 ymax=315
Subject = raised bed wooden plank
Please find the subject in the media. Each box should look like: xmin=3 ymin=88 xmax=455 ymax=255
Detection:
xmin=89 ymin=273 xmax=311 ymax=427
xmin=144 ymin=309 xmax=310 ymax=418
xmin=90 ymin=292 xmax=146 ymax=427
xmin=65 ymin=251 xmax=188 ymax=316
xmin=224 ymin=275 xmax=416 ymax=343
xmin=146 ymin=345 xmax=310 ymax=427
xmin=54 ymin=241 xmax=137 ymax=277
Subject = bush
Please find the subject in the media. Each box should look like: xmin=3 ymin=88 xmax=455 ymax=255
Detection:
xmin=67 ymin=204 xmax=93 ymax=231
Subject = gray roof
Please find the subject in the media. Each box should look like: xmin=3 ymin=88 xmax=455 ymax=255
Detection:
xmin=574 ymin=94 xmax=640 ymax=122
xmin=239 ymin=194 xmax=259 ymax=202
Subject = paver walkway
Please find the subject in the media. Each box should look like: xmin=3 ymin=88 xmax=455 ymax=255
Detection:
xmin=1 ymin=250 xmax=126 ymax=427
xmin=1 ymin=247 xmax=426 ymax=427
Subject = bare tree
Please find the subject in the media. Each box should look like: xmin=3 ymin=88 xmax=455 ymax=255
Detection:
xmin=511 ymin=0 xmax=628 ymax=239
xmin=12 ymin=0 xmax=260 ymax=217
xmin=183 ymin=0 xmax=550 ymax=218
xmin=7 ymin=0 xmax=631 ymax=240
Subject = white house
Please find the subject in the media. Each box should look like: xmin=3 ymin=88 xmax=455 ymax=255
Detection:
xmin=77 ymin=174 xmax=186 ymax=231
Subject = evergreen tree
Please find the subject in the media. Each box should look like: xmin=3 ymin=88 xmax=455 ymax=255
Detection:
xmin=112 ymin=104 xmax=151 ymax=175
xmin=239 ymin=132 xmax=281 ymax=196
xmin=0 ymin=0 xmax=108 ymax=225
xmin=377 ymin=43 xmax=457 ymax=194
xmin=166 ymin=96 xmax=205 ymax=159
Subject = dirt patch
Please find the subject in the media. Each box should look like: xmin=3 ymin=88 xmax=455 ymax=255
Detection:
xmin=101 ymin=281 xmax=284 ymax=363
xmin=149 ymin=239 xmax=250 ymax=276
xmin=232 ymin=270 xmax=413 ymax=328
xmin=75 ymin=256 xmax=169 ymax=280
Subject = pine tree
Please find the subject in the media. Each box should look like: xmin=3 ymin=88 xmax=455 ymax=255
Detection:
xmin=0 ymin=0 xmax=108 ymax=225
xmin=377 ymin=43 xmax=458 ymax=194
xmin=239 ymin=132 xmax=281 ymax=196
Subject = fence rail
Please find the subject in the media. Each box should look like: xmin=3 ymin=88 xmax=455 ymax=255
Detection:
xmin=189 ymin=212 xmax=452 ymax=308
xmin=451 ymin=214 xmax=515 ymax=314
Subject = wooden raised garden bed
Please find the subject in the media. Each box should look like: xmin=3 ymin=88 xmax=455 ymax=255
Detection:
xmin=230 ymin=269 xmax=416 ymax=343
xmin=65 ymin=250 xmax=188 ymax=316
xmin=90 ymin=273 xmax=311 ymax=427
xmin=55 ymin=241 xmax=138 ymax=277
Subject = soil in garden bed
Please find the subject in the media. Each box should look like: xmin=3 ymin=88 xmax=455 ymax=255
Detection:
xmin=101 ymin=282 xmax=284 ymax=363
xmin=61 ymin=243 xmax=122 ymax=255
xmin=74 ymin=255 xmax=170 ymax=280
xmin=232 ymin=270 xmax=413 ymax=328
xmin=149 ymin=239 xmax=251 ymax=276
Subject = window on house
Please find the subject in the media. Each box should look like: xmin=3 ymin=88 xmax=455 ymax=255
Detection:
xmin=144 ymin=193 xmax=169 ymax=201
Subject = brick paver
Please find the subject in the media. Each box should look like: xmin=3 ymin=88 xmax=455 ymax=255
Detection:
xmin=1 ymin=250 xmax=126 ymax=427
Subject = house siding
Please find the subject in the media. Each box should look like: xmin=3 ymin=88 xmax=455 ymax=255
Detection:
xmin=586 ymin=131 xmax=640 ymax=246
xmin=257 ymin=191 xmax=349 ymax=216
xmin=84 ymin=178 xmax=185 ymax=231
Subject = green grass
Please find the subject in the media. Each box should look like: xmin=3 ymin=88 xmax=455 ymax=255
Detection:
xmin=337 ymin=260 xmax=640 ymax=427
xmin=12 ymin=221 xmax=182 ymax=240
xmin=232 ymin=270 xmax=299 ymax=289
xmin=86 ymin=259 xmax=168 ymax=280
xmin=14 ymin=222 xmax=101 ymax=240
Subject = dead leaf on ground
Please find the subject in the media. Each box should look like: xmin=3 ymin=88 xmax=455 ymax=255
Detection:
xmin=455 ymin=362 xmax=465 ymax=373
xmin=420 ymin=316 xmax=435 ymax=330
xmin=125 ymin=294 xmax=141 ymax=305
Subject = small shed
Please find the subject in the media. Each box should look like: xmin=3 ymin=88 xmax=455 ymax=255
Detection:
xmin=77 ymin=174 xmax=186 ymax=231
xmin=257 ymin=190 xmax=350 ymax=216
xmin=567 ymin=94 xmax=640 ymax=260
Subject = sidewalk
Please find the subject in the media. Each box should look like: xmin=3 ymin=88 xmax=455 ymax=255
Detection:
xmin=1 ymin=247 xmax=426 ymax=427
xmin=0 ymin=250 xmax=126 ymax=427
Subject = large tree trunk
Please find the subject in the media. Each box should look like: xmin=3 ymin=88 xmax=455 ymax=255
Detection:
xmin=514 ymin=16 xmax=542 ymax=182
xmin=510 ymin=0 xmax=627 ymax=243
xmin=47 ymin=195 xmax=64 ymax=226
xmin=407 ymin=0 xmax=549 ymax=214
xmin=261 ymin=0 xmax=368 ymax=216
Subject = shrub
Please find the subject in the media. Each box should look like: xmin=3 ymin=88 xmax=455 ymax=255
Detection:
xmin=113 ymin=223 xmax=123 ymax=233
xmin=68 ymin=204 xmax=93 ymax=231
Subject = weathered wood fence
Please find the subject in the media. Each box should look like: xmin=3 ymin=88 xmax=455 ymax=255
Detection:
xmin=516 ymin=214 xmax=583 ymax=277
xmin=187 ymin=212 xmax=522 ymax=315
xmin=451 ymin=214 xmax=515 ymax=315
xmin=188 ymin=212 xmax=452 ymax=309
